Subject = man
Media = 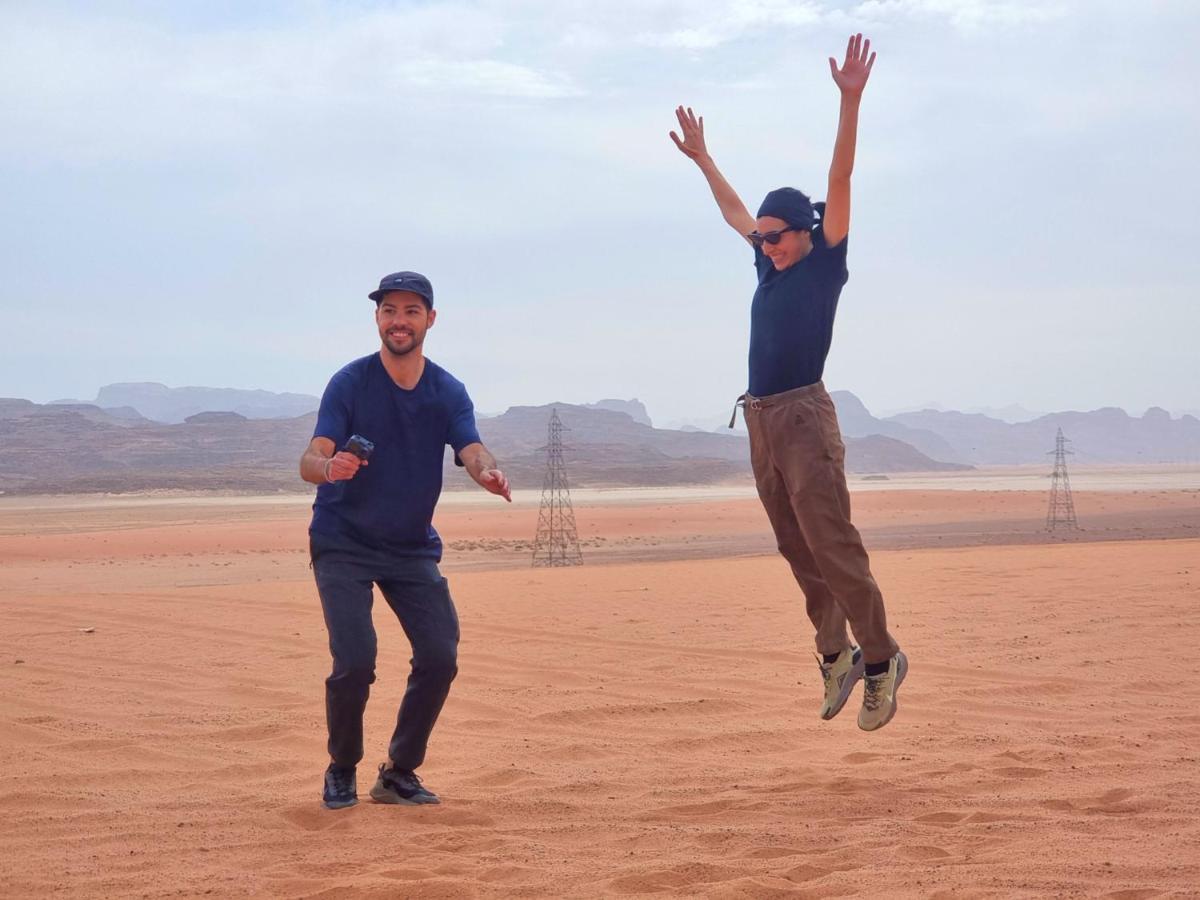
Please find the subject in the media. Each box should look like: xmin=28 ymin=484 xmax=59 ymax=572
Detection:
xmin=300 ymin=270 xmax=511 ymax=809
xmin=669 ymin=34 xmax=906 ymax=730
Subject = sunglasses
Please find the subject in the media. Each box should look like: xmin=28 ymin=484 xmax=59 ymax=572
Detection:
xmin=748 ymin=226 xmax=803 ymax=247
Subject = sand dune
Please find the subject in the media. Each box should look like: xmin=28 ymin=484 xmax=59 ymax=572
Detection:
xmin=1 ymin=486 xmax=1199 ymax=897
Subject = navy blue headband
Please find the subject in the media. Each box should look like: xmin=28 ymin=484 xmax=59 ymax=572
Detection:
xmin=757 ymin=187 xmax=816 ymax=231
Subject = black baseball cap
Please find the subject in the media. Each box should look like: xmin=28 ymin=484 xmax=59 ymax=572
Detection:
xmin=368 ymin=271 xmax=434 ymax=308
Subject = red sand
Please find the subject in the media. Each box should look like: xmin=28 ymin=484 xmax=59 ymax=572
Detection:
xmin=1 ymin=489 xmax=1198 ymax=897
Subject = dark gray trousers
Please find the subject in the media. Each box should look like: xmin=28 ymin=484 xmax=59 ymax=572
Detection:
xmin=310 ymin=532 xmax=459 ymax=772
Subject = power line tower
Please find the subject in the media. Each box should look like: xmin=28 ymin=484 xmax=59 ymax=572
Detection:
xmin=532 ymin=408 xmax=583 ymax=567
xmin=1046 ymin=427 xmax=1079 ymax=531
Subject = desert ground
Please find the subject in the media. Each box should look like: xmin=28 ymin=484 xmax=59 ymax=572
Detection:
xmin=1 ymin=467 xmax=1199 ymax=898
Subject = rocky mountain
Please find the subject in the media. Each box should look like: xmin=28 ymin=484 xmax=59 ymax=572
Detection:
xmin=887 ymin=406 xmax=1200 ymax=464
xmin=0 ymin=401 xmax=317 ymax=494
xmin=830 ymin=391 xmax=965 ymax=464
xmin=0 ymin=398 xmax=965 ymax=495
xmin=697 ymin=390 xmax=1199 ymax=465
xmin=51 ymin=382 xmax=321 ymax=424
xmin=580 ymin=398 xmax=653 ymax=427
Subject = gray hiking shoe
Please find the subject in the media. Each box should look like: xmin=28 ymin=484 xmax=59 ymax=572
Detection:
xmin=322 ymin=764 xmax=357 ymax=809
xmin=369 ymin=764 xmax=440 ymax=805
xmin=817 ymin=645 xmax=864 ymax=720
xmin=858 ymin=650 xmax=909 ymax=731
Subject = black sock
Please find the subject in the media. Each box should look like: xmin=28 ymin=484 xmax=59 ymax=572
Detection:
xmin=864 ymin=660 xmax=890 ymax=677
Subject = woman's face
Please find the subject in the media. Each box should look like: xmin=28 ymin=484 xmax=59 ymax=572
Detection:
xmin=755 ymin=215 xmax=812 ymax=271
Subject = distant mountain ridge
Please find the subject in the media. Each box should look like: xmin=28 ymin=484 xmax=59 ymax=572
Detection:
xmin=51 ymin=382 xmax=320 ymax=424
xmin=7 ymin=381 xmax=1194 ymax=495
xmin=581 ymin=398 xmax=653 ymax=426
xmin=887 ymin=406 xmax=1200 ymax=465
xmin=0 ymin=396 xmax=964 ymax=495
xmin=831 ymin=391 xmax=965 ymax=464
xmin=696 ymin=392 xmax=1199 ymax=464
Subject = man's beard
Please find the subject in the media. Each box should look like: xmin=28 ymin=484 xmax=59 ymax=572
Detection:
xmin=382 ymin=331 xmax=422 ymax=356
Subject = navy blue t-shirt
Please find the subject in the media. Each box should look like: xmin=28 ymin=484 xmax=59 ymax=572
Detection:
xmin=309 ymin=354 xmax=481 ymax=559
xmin=747 ymin=228 xmax=849 ymax=397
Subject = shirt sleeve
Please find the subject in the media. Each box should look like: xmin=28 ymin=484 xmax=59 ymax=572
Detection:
xmin=752 ymin=243 xmax=773 ymax=282
xmin=313 ymin=369 xmax=353 ymax=447
xmin=812 ymin=227 xmax=849 ymax=288
xmin=446 ymin=382 xmax=482 ymax=464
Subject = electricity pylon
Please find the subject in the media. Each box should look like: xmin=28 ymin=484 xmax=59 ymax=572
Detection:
xmin=531 ymin=409 xmax=583 ymax=566
xmin=1046 ymin=427 xmax=1079 ymax=531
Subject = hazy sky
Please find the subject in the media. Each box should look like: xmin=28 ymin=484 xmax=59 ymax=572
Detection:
xmin=2 ymin=0 xmax=1196 ymax=425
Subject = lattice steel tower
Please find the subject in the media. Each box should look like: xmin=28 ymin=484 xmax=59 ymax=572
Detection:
xmin=532 ymin=409 xmax=583 ymax=567
xmin=1046 ymin=427 xmax=1079 ymax=531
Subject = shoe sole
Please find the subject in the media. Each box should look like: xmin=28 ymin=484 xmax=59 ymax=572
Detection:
xmin=821 ymin=653 xmax=866 ymax=721
xmin=322 ymin=797 xmax=358 ymax=810
xmin=858 ymin=651 xmax=908 ymax=732
xmin=369 ymin=785 xmax=440 ymax=806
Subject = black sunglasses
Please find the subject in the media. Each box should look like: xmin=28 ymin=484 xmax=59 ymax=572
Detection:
xmin=748 ymin=226 xmax=803 ymax=247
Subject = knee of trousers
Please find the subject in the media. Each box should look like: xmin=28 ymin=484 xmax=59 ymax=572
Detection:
xmin=776 ymin=544 xmax=825 ymax=579
xmin=326 ymin=665 xmax=376 ymax=691
xmin=413 ymin=647 xmax=458 ymax=686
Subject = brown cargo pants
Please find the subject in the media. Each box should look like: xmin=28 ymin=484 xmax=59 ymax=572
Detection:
xmin=743 ymin=382 xmax=900 ymax=665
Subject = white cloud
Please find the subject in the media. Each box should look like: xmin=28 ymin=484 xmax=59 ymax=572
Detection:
xmin=853 ymin=0 xmax=1067 ymax=30
xmin=633 ymin=0 xmax=822 ymax=49
xmin=0 ymin=4 xmax=579 ymax=164
xmin=2 ymin=0 xmax=1197 ymax=418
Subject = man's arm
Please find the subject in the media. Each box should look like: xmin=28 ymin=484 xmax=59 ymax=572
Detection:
xmin=299 ymin=436 xmax=366 ymax=485
xmin=670 ymin=106 xmax=757 ymax=242
xmin=457 ymin=442 xmax=512 ymax=502
xmin=823 ymin=34 xmax=876 ymax=248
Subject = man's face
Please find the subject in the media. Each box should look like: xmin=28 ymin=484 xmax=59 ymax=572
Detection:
xmin=376 ymin=291 xmax=435 ymax=357
xmin=756 ymin=215 xmax=812 ymax=271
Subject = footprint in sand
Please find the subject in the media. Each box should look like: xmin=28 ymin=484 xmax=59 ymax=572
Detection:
xmin=739 ymin=846 xmax=806 ymax=860
xmin=424 ymin=807 xmax=497 ymax=827
xmin=477 ymin=864 xmax=541 ymax=884
xmin=608 ymin=863 xmax=741 ymax=895
xmin=378 ymin=867 xmax=439 ymax=882
xmin=966 ymin=811 xmax=1008 ymax=824
xmin=779 ymin=863 xmax=833 ymax=883
xmin=428 ymin=836 xmax=508 ymax=854
xmin=842 ymin=751 xmax=884 ymax=764
xmin=640 ymin=798 xmax=770 ymax=821
xmin=1087 ymin=787 xmax=1140 ymax=815
xmin=900 ymin=845 xmax=952 ymax=861
xmin=279 ymin=805 xmax=351 ymax=832
xmin=914 ymin=811 xmax=969 ymax=827
xmin=463 ymin=767 xmax=538 ymax=788
xmin=994 ymin=766 xmax=1047 ymax=778
xmin=14 ymin=715 xmax=57 ymax=726
xmin=1040 ymin=798 xmax=1076 ymax=812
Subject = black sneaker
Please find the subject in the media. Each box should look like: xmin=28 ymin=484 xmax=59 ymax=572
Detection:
xmin=369 ymin=764 xmax=440 ymax=805
xmin=322 ymin=764 xmax=357 ymax=809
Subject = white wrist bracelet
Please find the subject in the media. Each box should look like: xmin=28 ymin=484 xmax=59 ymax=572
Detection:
xmin=323 ymin=459 xmax=335 ymax=483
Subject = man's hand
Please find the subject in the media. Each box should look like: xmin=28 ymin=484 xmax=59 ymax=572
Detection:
xmin=829 ymin=33 xmax=875 ymax=97
xmin=669 ymin=106 xmax=710 ymax=164
xmin=325 ymin=450 xmax=366 ymax=483
xmin=458 ymin=442 xmax=512 ymax=502
xmin=478 ymin=468 xmax=512 ymax=502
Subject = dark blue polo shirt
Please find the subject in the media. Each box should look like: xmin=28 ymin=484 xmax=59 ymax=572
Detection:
xmin=748 ymin=228 xmax=849 ymax=397
xmin=309 ymin=354 xmax=481 ymax=560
